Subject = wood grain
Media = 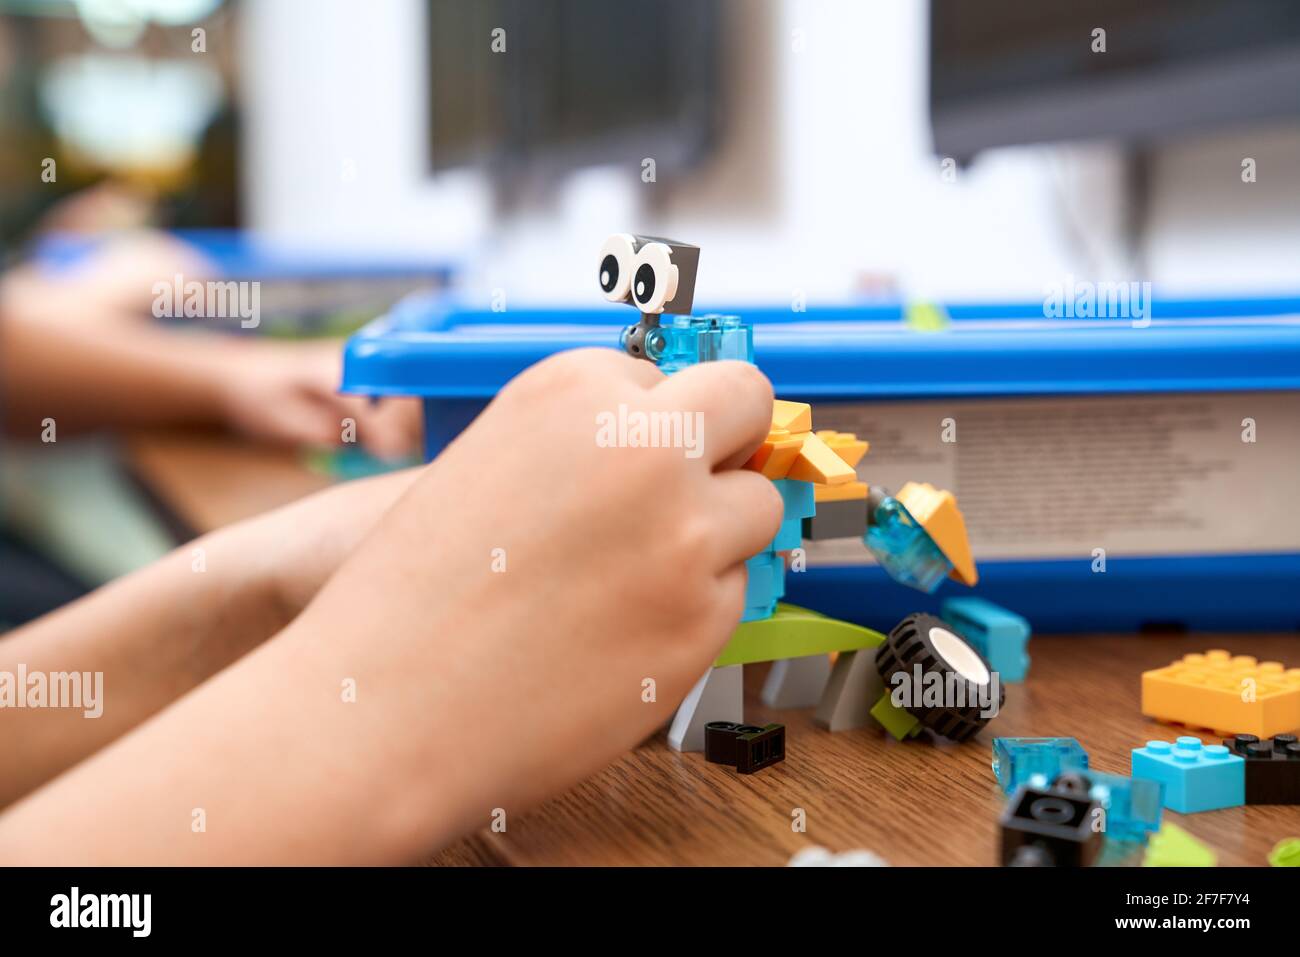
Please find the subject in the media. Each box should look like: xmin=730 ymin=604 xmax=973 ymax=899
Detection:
xmin=433 ymin=633 xmax=1300 ymax=866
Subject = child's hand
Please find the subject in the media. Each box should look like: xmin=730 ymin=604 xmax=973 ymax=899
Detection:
xmin=216 ymin=339 xmax=422 ymax=457
xmin=288 ymin=347 xmax=783 ymax=851
xmin=0 ymin=348 xmax=783 ymax=863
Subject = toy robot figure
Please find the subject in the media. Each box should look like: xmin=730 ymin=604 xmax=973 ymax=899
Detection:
xmin=599 ymin=234 xmax=1002 ymax=753
xmin=600 ymin=233 xmax=700 ymax=362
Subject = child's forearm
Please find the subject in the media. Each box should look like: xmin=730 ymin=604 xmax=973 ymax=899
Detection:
xmin=0 ymin=306 xmax=239 ymax=437
xmin=0 ymin=605 xmax=469 ymax=865
xmin=0 ymin=529 xmax=287 ymax=808
xmin=0 ymin=468 xmax=420 ymax=811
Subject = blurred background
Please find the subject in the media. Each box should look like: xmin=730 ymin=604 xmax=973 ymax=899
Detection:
xmin=1 ymin=0 xmax=1299 ymax=629
xmin=3 ymin=0 xmax=1298 ymax=301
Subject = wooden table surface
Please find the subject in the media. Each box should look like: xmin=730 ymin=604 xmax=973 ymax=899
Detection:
xmin=122 ymin=431 xmax=1300 ymax=867
xmin=432 ymin=634 xmax=1300 ymax=867
xmin=125 ymin=429 xmax=331 ymax=534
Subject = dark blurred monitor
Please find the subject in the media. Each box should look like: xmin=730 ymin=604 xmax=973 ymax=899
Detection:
xmin=930 ymin=0 xmax=1300 ymax=160
xmin=427 ymin=0 xmax=722 ymax=181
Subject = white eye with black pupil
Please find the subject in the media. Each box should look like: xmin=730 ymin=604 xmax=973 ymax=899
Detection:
xmin=629 ymin=242 xmax=678 ymax=314
xmin=634 ymin=263 xmax=655 ymax=302
xmin=597 ymin=234 xmax=637 ymax=302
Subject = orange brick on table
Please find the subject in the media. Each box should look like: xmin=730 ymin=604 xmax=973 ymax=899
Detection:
xmin=1141 ymin=650 xmax=1300 ymax=738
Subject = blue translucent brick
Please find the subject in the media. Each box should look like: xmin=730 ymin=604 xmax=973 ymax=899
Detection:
xmin=1131 ymin=736 xmax=1245 ymax=813
xmin=941 ymin=597 xmax=1032 ymax=682
xmin=1076 ymin=771 xmax=1163 ymax=845
xmin=647 ymin=314 xmax=753 ymax=374
xmin=992 ymin=737 xmax=1090 ymax=794
xmin=863 ymin=495 xmax=952 ymax=592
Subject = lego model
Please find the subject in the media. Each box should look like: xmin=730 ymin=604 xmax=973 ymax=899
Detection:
xmin=1131 ymin=736 xmax=1245 ymax=814
xmin=1222 ymin=733 xmax=1300 ymax=804
xmin=941 ymin=596 xmax=1031 ymax=682
xmin=992 ymin=737 xmax=1090 ymax=794
xmin=599 ymin=235 xmax=985 ymax=752
xmin=1000 ymin=782 xmax=1103 ymax=867
xmin=704 ymin=721 xmax=786 ymax=774
xmin=600 ymin=233 xmax=700 ymax=362
xmin=1141 ymin=649 xmax=1300 ymax=738
xmin=1142 ymin=822 xmax=1217 ymax=867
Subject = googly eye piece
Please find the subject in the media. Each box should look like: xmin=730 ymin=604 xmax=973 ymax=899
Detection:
xmin=598 ymin=233 xmax=638 ymax=302
xmin=630 ymin=242 xmax=679 ymax=314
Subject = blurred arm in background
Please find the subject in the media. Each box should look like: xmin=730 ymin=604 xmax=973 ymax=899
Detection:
xmin=0 ymin=230 xmax=420 ymax=457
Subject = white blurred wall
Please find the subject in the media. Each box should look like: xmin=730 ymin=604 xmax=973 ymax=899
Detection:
xmin=242 ymin=0 xmax=1300 ymax=307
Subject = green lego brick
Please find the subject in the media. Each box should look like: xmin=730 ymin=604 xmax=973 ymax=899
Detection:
xmin=904 ymin=301 xmax=950 ymax=332
xmin=715 ymin=604 xmax=885 ymax=667
xmin=870 ymin=690 xmax=922 ymax=740
xmin=1269 ymin=837 xmax=1300 ymax=867
xmin=1142 ymin=822 xmax=1217 ymax=867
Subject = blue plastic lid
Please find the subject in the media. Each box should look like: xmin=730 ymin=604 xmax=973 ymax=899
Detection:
xmin=341 ymin=292 xmax=1300 ymax=399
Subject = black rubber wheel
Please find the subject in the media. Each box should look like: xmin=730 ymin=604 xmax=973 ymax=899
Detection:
xmin=875 ymin=612 xmax=1004 ymax=742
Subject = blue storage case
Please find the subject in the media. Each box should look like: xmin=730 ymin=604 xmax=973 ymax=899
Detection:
xmin=342 ymin=293 xmax=1300 ymax=634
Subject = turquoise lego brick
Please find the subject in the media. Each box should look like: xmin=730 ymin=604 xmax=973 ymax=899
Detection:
xmin=769 ymin=481 xmax=814 ymax=552
xmin=742 ymin=552 xmax=783 ymax=623
xmin=1081 ymin=770 xmax=1163 ymax=845
xmin=1131 ymin=736 xmax=1244 ymax=814
xmin=654 ymin=314 xmax=753 ymax=374
xmin=774 ymin=479 xmax=815 ymax=518
xmin=942 ymin=597 xmax=1032 ymax=682
xmin=992 ymin=737 xmax=1089 ymax=794
xmin=773 ymin=517 xmax=803 ymax=552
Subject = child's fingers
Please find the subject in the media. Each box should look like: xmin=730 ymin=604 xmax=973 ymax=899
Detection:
xmin=530 ymin=347 xmax=665 ymax=391
xmin=652 ymin=360 xmax=773 ymax=468
xmin=608 ymin=350 xmax=668 ymax=390
xmin=705 ymin=470 xmax=785 ymax=571
xmin=712 ymin=562 xmax=752 ymax=635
